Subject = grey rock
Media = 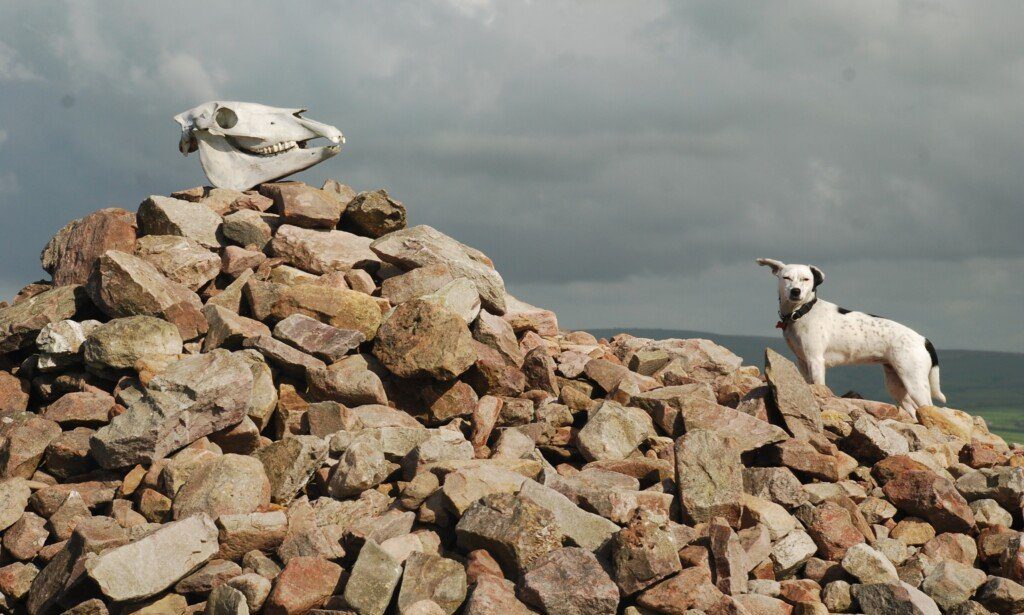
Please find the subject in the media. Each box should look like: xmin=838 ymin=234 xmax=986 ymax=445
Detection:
xmin=91 ymin=350 xmax=253 ymax=467
xmin=675 ymin=429 xmax=744 ymax=526
xmin=85 ymin=513 xmax=219 ymax=602
xmin=82 ymin=315 xmax=183 ymax=378
xmin=172 ymin=454 xmax=271 ymax=520
xmin=206 ymin=584 xmax=250 ymax=615
xmin=519 ymin=547 xmax=619 ymax=615
xmin=138 ymin=195 xmax=222 ymax=248
xmin=575 ymin=401 xmax=655 ymax=462
xmin=397 ymin=552 xmax=468 ymax=615
xmin=343 ymin=539 xmax=403 ymax=615
xmin=764 ymin=348 xmax=823 ymax=438
xmin=255 ymin=435 xmax=329 ymax=504
xmin=371 ymin=225 xmax=507 ymax=314
xmin=273 ymin=313 xmax=364 ymax=361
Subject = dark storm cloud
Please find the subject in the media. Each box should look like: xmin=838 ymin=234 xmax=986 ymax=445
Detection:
xmin=0 ymin=0 xmax=1021 ymax=350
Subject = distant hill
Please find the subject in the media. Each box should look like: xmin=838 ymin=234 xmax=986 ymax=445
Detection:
xmin=587 ymin=328 xmax=1024 ymax=443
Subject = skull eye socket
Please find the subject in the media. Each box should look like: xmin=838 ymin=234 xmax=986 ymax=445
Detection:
xmin=215 ymin=107 xmax=238 ymax=129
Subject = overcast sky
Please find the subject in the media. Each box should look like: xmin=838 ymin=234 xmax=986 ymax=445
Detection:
xmin=0 ymin=1 xmax=1022 ymax=351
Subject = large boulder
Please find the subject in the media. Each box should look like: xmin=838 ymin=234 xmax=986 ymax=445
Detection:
xmin=82 ymin=316 xmax=183 ymax=378
xmin=675 ymin=429 xmax=744 ymax=526
xmin=371 ymin=225 xmax=507 ymax=314
xmin=85 ymin=514 xmax=219 ymax=602
xmin=374 ymin=299 xmax=477 ymax=380
xmin=269 ymin=225 xmax=380 ymax=274
xmin=41 ymin=208 xmax=137 ymax=286
xmin=90 ymin=350 xmax=253 ymax=467
xmin=171 ymin=454 xmax=271 ymax=520
xmin=137 ymin=195 xmax=222 ymax=248
xmin=86 ymin=250 xmax=206 ymax=340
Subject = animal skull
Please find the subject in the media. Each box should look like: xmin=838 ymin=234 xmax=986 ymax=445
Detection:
xmin=173 ymin=101 xmax=344 ymax=191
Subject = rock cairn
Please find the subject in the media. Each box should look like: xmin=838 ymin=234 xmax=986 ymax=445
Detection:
xmin=0 ymin=180 xmax=1022 ymax=615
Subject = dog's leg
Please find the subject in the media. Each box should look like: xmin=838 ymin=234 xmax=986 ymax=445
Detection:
xmin=894 ymin=364 xmax=933 ymax=411
xmin=806 ymin=355 xmax=827 ymax=386
xmin=883 ymin=364 xmax=912 ymax=409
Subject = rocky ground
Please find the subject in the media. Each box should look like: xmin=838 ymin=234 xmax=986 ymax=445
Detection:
xmin=0 ymin=180 xmax=1022 ymax=615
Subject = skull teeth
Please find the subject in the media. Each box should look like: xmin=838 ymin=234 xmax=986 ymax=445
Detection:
xmin=250 ymin=141 xmax=297 ymax=155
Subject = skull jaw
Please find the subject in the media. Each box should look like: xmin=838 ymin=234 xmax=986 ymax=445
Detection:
xmin=196 ymin=133 xmax=340 ymax=191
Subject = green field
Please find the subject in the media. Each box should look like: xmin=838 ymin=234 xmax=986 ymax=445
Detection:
xmin=589 ymin=328 xmax=1024 ymax=443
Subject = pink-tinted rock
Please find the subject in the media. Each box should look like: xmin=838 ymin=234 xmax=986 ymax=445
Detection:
xmin=86 ymin=250 xmax=206 ymax=340
xmin=41 ymin=208 xmax=137 ymax=286
xmin=269 ymin=225 xmax=380 ymax=274
xmin=263 ymin=556 xmax=343 ymax=615
xmin=883 ymin=470 xmax=976 ymax=533
xmin=519 ymin=547 xmax=619 ymax=615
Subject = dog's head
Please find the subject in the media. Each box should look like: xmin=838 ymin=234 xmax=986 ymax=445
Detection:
xmin=756 ymin=258 xmax=824 ymax=305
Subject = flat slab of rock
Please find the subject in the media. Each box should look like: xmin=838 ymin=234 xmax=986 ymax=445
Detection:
xmin=242 ymin=335 xmax=326 ymax=379
xmin=273 ymin=313 xmax=364 ymax=362
xmin=42 ymin=208 xmax=138 ymax=286
xmin=675 ymin=429 xmax=744 ymax=526
xmin=85 ymin=513 xmax=218 ymax=602
xmin=261 ymin=182 xmax=342 ymax=229
xmin=343 ymin=539 xmax=403 ymax=615
xmin=90 ymin=350 xmax=254 ymax=468
xmin=371 ymin=225 xmax=507 ymax=314
xmin=765 ymin=348 xmax=823 ymax=439
xmin=135 ymin=234 xmax=221 ymax=291
xmin=269 ymin=224 xmax=380 ymax=274
xmin=138 ymin=195 xmax=222 ymax=249
xmin=681 ymin=402 xmax=788 ymax=452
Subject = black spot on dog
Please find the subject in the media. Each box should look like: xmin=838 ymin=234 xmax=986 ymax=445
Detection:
xmin=837 ymin=307 xmax=852 ymax=315
xmin=925 ymin=339 xmax=939 ymax=367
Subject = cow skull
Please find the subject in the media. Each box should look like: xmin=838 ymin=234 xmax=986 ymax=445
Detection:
xmin=173 ymin=101 xmax=345 ymax=191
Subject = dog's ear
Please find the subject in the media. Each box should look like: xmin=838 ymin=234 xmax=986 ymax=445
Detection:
xmin=756 ymin=258 xmax=785 ymax=275
xmin=810 ymin=265 xmax=825 ymax=289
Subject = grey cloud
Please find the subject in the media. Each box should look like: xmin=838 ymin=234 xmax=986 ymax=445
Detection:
xmin=0 ymin=0 xmax=1021 ymax=351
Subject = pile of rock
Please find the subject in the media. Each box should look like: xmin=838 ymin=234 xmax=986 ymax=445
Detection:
xmin=1 ymin=180 xmax=1022 ymax=615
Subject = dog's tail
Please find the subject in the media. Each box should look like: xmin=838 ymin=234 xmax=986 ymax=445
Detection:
xmin=925 ymin=338 xmax=946 ymax=404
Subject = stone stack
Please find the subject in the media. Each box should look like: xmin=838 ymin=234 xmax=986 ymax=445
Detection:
xmin=0 ymin=180 xmax=1021 ymax=615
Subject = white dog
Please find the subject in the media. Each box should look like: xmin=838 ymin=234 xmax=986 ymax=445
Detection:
xmin=756 ymin=258 xmax=944 ymax=416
